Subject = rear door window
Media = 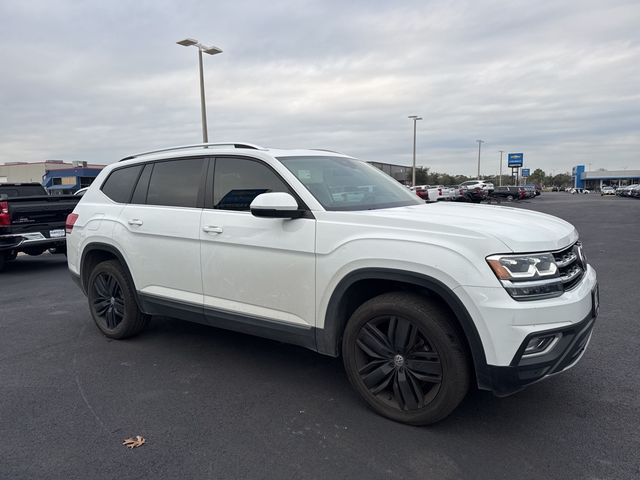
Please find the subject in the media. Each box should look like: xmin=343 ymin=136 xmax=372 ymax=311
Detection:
xmin=146 ymin=158 xmax=205 ymax=208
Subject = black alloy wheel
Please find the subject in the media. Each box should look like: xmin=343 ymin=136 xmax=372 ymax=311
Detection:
xmin=355 ymin=316 xmax=442 ymax=411
xmin=92 ymin=272 xmax=125 ymax=330
xmin=87 ymin=260 xmax=150 ymax=339
xmin=342 ymin=292 xmax=470 ymax=425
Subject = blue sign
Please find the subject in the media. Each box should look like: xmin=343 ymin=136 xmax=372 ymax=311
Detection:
xmin=522 ymin=168 xmax=530 ymax=177
xmin=508 ymin=153 xmax=524 ymax=167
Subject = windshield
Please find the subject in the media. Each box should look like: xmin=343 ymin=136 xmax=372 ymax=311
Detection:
xmin=278 ymin=156 xmax=422 ymax=211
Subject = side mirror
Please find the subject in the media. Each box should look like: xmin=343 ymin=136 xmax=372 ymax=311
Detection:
xmin=250 ymin=192 xmax=306 ymax=219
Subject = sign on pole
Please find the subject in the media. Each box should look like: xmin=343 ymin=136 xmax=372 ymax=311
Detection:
xmin=521 ymin=168 xmax=530 ymax=177
xmin=508 ymin=153 xmax=524 ymax=167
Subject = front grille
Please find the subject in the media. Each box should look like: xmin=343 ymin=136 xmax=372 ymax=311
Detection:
xmin=553 ymin=242 xmax=585 ymax=291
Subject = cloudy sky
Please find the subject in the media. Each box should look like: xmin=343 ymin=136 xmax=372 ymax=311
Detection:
xmin=0 ymin=0 xmax=638 ymax=176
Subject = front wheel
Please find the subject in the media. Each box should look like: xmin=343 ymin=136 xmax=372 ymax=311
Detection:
xmin=506 ymin=194 xmax=514 ymax=201
xmin=342 ymin=292 xmax=470 ymax=425
xmin=87 ymin=260 xmax=150 ymax=339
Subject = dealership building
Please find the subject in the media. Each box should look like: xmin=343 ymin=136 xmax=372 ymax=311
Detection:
xmin=0 ymin=160 xmax=105 ymax=194
xmin=572 ymin=165 xmax=640 ymax=190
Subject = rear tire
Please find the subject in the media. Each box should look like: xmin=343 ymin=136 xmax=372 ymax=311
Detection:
xmin=87 ymin=260 xmax=150 ymax=339
xmin=506 ymin=194 xmax=514 ymax=201
xmin=342 ymin=292 xmax=470 ymax=425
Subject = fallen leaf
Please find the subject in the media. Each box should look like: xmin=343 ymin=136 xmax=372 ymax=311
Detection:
xmin=122 ymin=436 xmax=146 ymax=448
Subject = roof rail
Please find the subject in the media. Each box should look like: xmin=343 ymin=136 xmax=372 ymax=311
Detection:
xmin=308 ymin=148 xmax=345 ymax=155
xmin=119 ymin=142 xmax=266 ymax=162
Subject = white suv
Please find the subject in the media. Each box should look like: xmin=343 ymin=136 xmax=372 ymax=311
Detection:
xmin=460 ymin=180 xmax=494 ymax=192
xmin=66 ymin=143 xmax=599 ymax=425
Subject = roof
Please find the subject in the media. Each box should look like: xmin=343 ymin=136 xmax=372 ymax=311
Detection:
xmin=118 ymin=142 xmax=353 ymax=164
xmin=582 ymin=170 xmax=640 ymax=180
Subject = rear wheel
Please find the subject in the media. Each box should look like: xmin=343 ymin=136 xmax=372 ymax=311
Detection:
xmin=506 ymin=194 xmax=514 ymax=201
xmin=342 ymin=292 xmax=470 ymax=425
xmin=87 ymin=260 xmax=150 ymax=339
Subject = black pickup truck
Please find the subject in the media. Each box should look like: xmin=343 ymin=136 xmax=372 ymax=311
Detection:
xmin=0 ymin=183 xmax=81 ymax=271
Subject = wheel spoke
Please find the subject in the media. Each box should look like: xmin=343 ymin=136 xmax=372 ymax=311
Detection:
xmin=406 ymin=351 xmax=442 ymax=382
xmin=361 ymin=362 xmax=395 ymax=393
xmin=94 ymin=275 xmax=110 ymax=298
xmin=105 ymin=275 xmax=117 ymax=296
xmin=357 ymin=324 xmax=393 ymax=358
xmin=391 ymin=317 xmax=412 ymax=351
xmin=395 ymin=369 xmax=420 ymax=410
xmin=105 ymin=308 xmax=116 ymax=329
xmin=93 ymin=298 xmax=111 ymax=316
xmin=113 ymin=297 xmax=125 ymax=317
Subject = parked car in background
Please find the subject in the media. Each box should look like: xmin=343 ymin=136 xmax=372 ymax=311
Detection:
xmin=460 ymin=180 xmax=494 ymax=193
xmin=0 ymin=183 xmax=80 ymax=271
xmin=521 ymin=185 xmax=536 ymax=198
xmin=410 ymin=185 xmax=447 ymax=202
xmin=446 ymin=185 xmax=465 ymax=202
xmin=491 ymin=186 xmax=526 ymax=201
xmin=524 ymin=184 xmax=542 ymax=196
xmin=461 ymin=185 xmax=488 ymax=203
xmin=601 ymin=186 xmax=616 ymax=196
xmin=616 ymin=184 xmax=639 ymax=197
xmin=570 ymin=188 xmax=590 ymax=194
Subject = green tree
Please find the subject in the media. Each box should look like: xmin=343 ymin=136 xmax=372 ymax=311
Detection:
xmin=551 ymin=173 xmax=572 ymax=187
xmin=528 ymin=168 xmax=546 ymax=185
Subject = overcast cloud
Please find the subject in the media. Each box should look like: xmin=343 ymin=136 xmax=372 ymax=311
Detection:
xmin=0 ymin=0 xmax=638 ymax=175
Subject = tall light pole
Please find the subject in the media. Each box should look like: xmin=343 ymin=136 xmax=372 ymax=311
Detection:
xmin=408 ymin=115 xmax=422 ymax=187
xmin=476 ymin=139 xmax=484 ymax=179
xmin=177 ymin=38 xmax=223 ymax=143
xmin=499 ymin=150 xmax=504 ymax=186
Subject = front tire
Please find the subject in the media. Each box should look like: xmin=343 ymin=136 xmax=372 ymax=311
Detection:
xmin=342 ymin=292 xmax=470 ymax=425
xmin=87 ymin=260 xmax=150 ymax=339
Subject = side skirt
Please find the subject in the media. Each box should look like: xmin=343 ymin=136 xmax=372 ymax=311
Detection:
xmin=138 ymin=293 xmax=318 ymax=352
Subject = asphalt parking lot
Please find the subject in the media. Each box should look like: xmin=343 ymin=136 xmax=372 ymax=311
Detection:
xmin=1 ymin=192 xmax=639 ymax=480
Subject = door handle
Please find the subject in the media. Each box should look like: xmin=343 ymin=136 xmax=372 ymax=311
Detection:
xmin=203 ymin=225 xmax=223 ymax=234
xmin=128 ymin=219 xmax=143 ymax=226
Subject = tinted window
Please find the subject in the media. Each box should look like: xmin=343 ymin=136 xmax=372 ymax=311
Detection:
xmin=0 ymin=185 xmax=46 ymax=197
xmin=131 ymin=164 xmax=153 ymax=204
xmin=146 ymin=158 xmax=204 ymax=208
xmin=279 ymin=156 xmax=422 ymax=211
xmin=213 ymin=157 xmax=292 ymax=211
xmin=101 ymin=165 xmax=143 ymax=203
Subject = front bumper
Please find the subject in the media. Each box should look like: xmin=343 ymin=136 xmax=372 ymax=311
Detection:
xmin=487 ymin=309 xmax=597 ymax=396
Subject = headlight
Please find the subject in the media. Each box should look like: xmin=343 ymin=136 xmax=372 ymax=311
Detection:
xmin=487 ymin=253 xmax=564 ymax=300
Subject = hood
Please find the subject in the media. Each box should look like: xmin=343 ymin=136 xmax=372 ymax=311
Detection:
xmin=342 ymin=202 xmax=578 ymax=253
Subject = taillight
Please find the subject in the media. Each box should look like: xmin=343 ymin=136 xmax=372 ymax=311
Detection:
xmin=438 ymin=188 xmax=442 ymax=195
xmin=65 ymin=213 xmax=79 ymax=234
xmin=0 ymin=201 xmax=10 ymax=226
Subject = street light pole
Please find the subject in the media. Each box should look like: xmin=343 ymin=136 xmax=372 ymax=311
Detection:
xmin=499 ymin=150 xmax=504 ymax=186
xmin=197 ymin=48 xmax=208 ymax=143
xmin=408 ymin=115 xmax=422 ymax=187
xmin=177 ymin=38 xmax=223 ymax=143
xmin=476 ymin=139 xmax=484 ymax=179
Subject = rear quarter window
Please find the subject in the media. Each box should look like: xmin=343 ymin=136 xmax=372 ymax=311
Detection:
xmin=101 ymin=165 xmax=144 ymax=203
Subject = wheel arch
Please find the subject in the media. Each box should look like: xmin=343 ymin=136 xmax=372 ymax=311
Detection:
xmin=79 ymin=242 xmax=142 ymax=310
xmin=316 ymin=268 xmax=492 ymax=390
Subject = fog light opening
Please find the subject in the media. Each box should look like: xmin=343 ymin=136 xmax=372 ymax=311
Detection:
xmin=523 ymin=333 xmax=562 ymax=357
